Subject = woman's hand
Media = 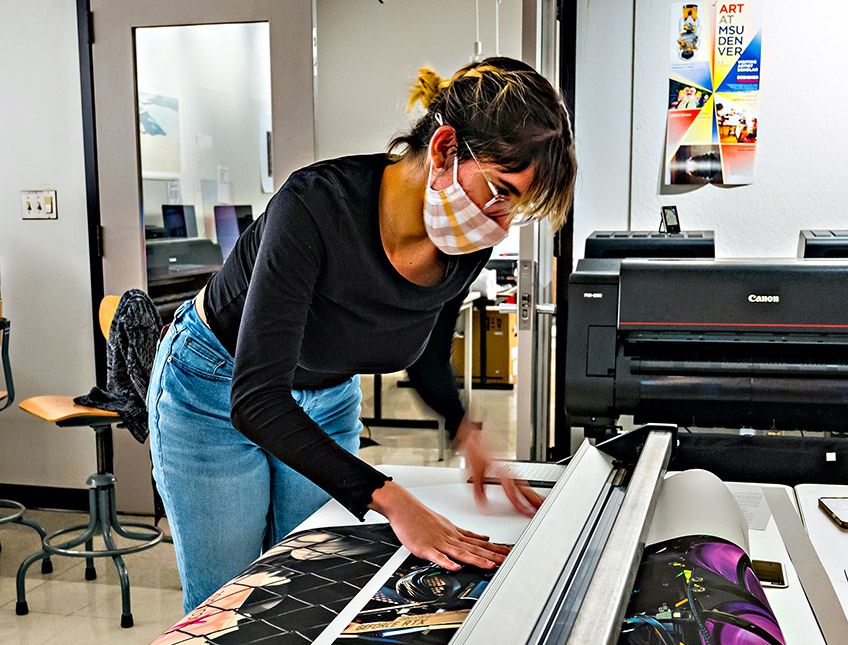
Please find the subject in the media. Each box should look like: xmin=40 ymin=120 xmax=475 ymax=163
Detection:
xmin=368 ymin=481 xmax=510 ymax=571
xmin=454 ymin=416 xmax=545 ymax=518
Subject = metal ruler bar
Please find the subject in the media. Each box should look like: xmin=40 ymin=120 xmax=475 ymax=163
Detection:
xmin=532 ymin=483 xmax=626 ymax=643
xmin=763 ymin=487 xmax=848 ymax=644
xmin=566 ymin=430 xmax=673 ymax=644
xmin=452 ymin=441 xmax=616 ymax=645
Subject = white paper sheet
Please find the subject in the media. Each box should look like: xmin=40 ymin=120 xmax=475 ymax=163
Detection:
xmin=647 ymin=469 xmax=750 ymax=552
xmin=726 ymin=482 xmax=772 ymax=531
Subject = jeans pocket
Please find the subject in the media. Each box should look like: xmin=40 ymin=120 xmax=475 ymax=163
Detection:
xmin=171 ymin=336 xmax=233 ymax=381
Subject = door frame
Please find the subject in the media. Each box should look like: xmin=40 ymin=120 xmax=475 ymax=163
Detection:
xmin=78 ymin=0 xmax=107 ymax=391
xmin=87 ymin=0 xmax=315 ymax=300
xmin=554 ymin=0 xmax=577 ymax=459
xmin=515 ymin=0 xmax=574 ymax=461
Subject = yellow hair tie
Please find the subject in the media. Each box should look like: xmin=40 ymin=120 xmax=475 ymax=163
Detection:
xmin=407 ymin=67 xmax=444 ymax=112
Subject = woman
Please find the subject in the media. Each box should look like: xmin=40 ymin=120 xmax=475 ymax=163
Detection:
xmin=148 ymin=56 xmax=576 ymax=613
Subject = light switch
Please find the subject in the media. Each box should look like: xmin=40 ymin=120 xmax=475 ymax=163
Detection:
xmin=21 ymin=190 xmax=58 ymax=220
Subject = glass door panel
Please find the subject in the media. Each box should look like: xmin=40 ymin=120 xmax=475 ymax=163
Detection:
xmin=135 ymin=22 xmax=272 ymax=322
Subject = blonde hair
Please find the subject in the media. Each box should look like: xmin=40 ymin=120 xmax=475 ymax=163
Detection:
xmin=407 ymin=68 xmax=448 ymax=112
xmin=389 ymin=58 xmax=576 ymax=232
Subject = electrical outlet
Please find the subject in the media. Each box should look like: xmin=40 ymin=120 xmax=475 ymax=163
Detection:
xmin=21 ymin=190 xmax=58 ymax=220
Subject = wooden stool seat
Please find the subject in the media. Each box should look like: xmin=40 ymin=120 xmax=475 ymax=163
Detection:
xmin=19 ymin=396 xmax=119 ymax=424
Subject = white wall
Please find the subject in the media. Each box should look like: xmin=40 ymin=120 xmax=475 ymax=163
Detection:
xmin=0 ymin=1 xmax=96 ymax=488
xmin=315 ymin=0 xmax=522 ymax=160
xmin=576 ymin=0 xmax=848 ymax=260
xmin=573 ymin=0 xmax=635 ymax=259
xmin=315 ymin=0 xmax=523 ymax=255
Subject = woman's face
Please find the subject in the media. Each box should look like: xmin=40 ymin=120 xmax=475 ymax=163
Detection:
xmin=431 ymin=154 xmax=535 ymax=231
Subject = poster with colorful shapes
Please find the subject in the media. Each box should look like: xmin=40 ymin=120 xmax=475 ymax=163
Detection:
xmin=665 ymin=2 xmax=762 ymax=185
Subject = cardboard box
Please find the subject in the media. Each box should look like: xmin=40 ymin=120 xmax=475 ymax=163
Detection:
xmin=452 ymin=308 xmax=517 ymax=385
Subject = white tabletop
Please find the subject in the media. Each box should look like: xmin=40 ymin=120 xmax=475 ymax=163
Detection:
xmin=292 ymin=466 xmax=825 ymax=644
xmin=727 ymin=482 xmax=825 ymax=645
xmin=795 ymin=484 xmax=848 ymax=618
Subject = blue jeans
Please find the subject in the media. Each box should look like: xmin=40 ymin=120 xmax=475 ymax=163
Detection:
xmin=147 ymin=300 xmax=363 ymax=613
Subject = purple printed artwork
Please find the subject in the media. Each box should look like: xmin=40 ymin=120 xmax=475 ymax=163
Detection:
xmin=619 ymin=535 xmax=785 ymax=645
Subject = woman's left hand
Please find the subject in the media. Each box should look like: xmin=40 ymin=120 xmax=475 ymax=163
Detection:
xmin=454 ymin=416 xmax=545 ymax=518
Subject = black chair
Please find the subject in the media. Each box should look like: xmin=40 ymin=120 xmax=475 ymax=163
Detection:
xmin=16 ymin=298 xmax=164 ymax=628
xmin=0 ymin=317 xmax=54 ymax=575
xmin=1 ymin=317 xmax=14 ymax=412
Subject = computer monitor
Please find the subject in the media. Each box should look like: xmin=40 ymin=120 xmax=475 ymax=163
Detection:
xmin=485 ymin=255 xmax=518 ymax=285
xmin=797 ymin=230 xmax=848 ymax=258
xmin=146 ymin=238 xmax=224 ymax=280
xmin=584 ymin=230 xmax=715 ymax=258
xmin=234 ymin=205 xmax=253 ymax=234
xmin=214 ymin=205 xmax=253 ymax=259
xmin=161 ymin=205 xmax=198 ymax=238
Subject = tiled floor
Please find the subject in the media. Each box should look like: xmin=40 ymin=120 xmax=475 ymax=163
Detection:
xmin=0 ymin=372 xmax=519 ymax=644
xmin=0 ymin=511 xmax=183 ymax=644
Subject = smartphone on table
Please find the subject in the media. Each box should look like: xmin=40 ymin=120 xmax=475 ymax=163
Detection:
xmin=818 ymin=497 xmax=848 ymax=529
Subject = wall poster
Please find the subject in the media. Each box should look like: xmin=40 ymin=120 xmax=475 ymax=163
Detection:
xmin=665 ymin=2 xmax=762 ymax=185
xmin=138 ymin=91 xmax=182 ymax=175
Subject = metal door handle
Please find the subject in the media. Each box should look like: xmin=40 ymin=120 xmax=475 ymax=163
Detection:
xmin=498 ymin=303 xmax=557 ymax=315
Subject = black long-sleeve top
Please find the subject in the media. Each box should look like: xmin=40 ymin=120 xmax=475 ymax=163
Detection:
xmin=203 ymin=154 xmax=490 ymax=519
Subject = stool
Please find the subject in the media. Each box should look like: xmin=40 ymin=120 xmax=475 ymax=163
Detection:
xmin=17 ymin=396 xmax=164 ymax=628
xmin=0 ymin=500 xmax=53 ymax=574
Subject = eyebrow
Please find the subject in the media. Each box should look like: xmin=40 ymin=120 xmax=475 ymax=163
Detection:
xmin=498 ymin=179 xmax=520 ymax=197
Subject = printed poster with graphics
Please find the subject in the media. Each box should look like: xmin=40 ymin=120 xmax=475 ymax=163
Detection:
xmin=665 ymin=2 xmax=762 ymax=185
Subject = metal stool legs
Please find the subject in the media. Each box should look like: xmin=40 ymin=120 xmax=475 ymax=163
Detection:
xmin=0 ymin=500 xmax=54 ymax=574
xmin=15 ymin=424 xmax=164 ymax=628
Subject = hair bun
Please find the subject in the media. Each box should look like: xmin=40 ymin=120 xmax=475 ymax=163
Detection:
xmin=407 ymin=67 xmax=447 ymax=112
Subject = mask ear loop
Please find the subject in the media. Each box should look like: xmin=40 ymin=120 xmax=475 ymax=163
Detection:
xmin=452 ymin=147 xmax=460 ymax=185
xmin=431 ymin=112 xmax=459 ymax=185
xmin=426 ymin=113 xmax=444 ymax=188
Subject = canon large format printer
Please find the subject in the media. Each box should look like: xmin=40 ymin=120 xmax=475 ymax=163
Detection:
xmin=565 ymin=258 xmax=848 ymax=445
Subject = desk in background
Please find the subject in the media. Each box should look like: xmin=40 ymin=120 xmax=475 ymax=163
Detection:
xmin=361 ymin=292 xmax=481 ymax=461
xmin=146 ymin=238 xmax=223 ymax=323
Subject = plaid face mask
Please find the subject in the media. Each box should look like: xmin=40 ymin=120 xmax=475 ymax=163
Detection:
xmin=423 ymin=155 xmax=508 ymax=256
